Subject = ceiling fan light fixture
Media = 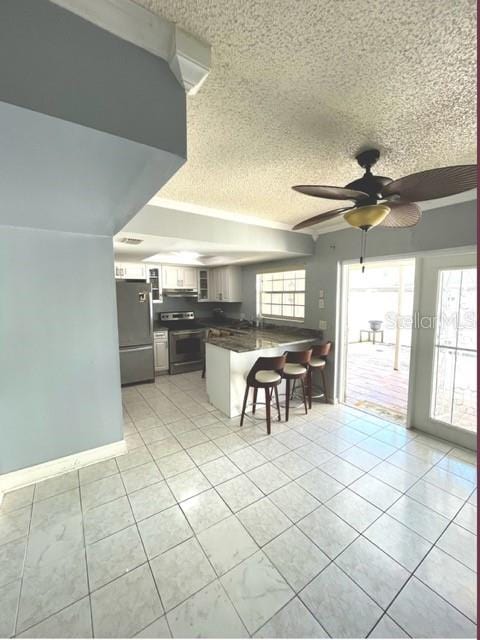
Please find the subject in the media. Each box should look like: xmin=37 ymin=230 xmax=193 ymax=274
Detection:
xmin=344 ymin=204 xmax=390 ymax=230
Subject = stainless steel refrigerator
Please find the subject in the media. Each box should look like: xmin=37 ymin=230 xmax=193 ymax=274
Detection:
xmin=116 ymin=280 xmax=154 ymax=385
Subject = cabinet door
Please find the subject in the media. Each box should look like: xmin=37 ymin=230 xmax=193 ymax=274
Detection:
xmin=162 ymin=266 xmax=177 ymax=288
xmin=114 ymin=263 xmax=126 ymax=279
xmin=211 ymin=269 xmax=222 ymax=300
xmin=154 ymin=340 xmax=169 ymax=372
xmin=183 ymin=267 xmax=197 ymax=289
xmin=175 ymin=267 xmax=184 ymax=287
xmin=225 ymin=266 xmax=242 ymax=302
xmin=124 ymin=263 xmax=146 ymax=279
xmin=147 ymin=266 xmax=163 ymax=303
xmin=198 ymin=269 xmax=209 ymax=301
xmin=220 ymin=267 xmax=231 ymax=302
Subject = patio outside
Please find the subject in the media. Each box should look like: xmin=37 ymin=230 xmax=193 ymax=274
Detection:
xmin=345 ymin=341 xmax=410 ymax=424
xmin=342 ymin=260 xmax=415 ymax=425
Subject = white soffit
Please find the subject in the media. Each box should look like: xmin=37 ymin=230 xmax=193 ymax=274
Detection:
xmin=147 ymin=196 xmax=298 ymax=231
xmin=49 ymin=0 xmax=211 ymax=94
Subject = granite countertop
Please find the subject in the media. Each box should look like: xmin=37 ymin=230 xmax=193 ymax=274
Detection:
xmin=205 ymin=324 xmax=322 ymax=353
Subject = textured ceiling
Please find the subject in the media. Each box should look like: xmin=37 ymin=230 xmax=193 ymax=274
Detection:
xmin=135 ymin=0 xmax=476 ymax=227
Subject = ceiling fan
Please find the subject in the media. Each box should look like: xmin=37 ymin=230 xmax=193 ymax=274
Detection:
xmin=292 ymin=149 xmax=477 ymax=271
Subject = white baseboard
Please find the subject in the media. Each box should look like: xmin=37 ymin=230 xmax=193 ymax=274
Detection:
xmin=0 ymin=440 xmax=127 ymax=505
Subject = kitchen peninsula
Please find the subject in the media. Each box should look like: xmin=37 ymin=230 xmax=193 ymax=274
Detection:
xmin=205 ymin=325 xmax=322 ymax=417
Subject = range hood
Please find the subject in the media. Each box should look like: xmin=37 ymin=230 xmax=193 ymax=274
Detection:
xmin=163 ymin=288 xmax=198 ymax=298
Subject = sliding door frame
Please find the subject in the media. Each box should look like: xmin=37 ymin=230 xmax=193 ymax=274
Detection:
xmin=335 ymin=246 xmax=476 ymax=444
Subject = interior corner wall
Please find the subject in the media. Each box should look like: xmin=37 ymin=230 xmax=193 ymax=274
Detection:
xmin=0 ymin=226 xmax=123 ymax=475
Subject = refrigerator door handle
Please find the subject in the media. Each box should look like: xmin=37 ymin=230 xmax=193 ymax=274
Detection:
xmin=120 ymin=345 xmax=153 ymax=353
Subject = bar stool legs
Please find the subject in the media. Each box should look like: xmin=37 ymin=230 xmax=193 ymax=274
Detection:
xmin=265 ymin=387 xmax=271 ymax=434
xmin=301 ymin=378 xmax=308 ymax=413
xmin=274 ymin=386 xmax=280 ymax=420
xmin=284 ymin=376 xmax=309 ymax=422
xmin=307 ymin=364 xmax=329 ymax=407
xmin=285 ymin=379 xmax=290 ymax=422
xmin=240 ymin=383 xmax=282 ymax=433
xmin=321 ymin=368 xmax=328 ymax=403
xmin=240 ymin=385 xmax=250 ymax=427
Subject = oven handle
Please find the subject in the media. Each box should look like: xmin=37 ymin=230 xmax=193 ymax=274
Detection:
xmin=171 ymin=330 xmax=205 ymax=336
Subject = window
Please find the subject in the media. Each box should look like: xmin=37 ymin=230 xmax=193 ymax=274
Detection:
xmin=431 ymin=268 xmax=477 ymax=432
xmin=257 ymin=269 xmax=305 ymax=321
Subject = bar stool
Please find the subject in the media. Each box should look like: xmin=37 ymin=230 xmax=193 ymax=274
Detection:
xmin=240 ymin=355 xmax=286 ymax=434
xmin=282 ymin=349 xmax=312 ymax=421
xmin=307 ymin=342 xmax=332 ymax=408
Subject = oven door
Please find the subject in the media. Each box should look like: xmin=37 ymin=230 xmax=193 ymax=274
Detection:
xmin=169 ymin=329 xmax=205 ymax=373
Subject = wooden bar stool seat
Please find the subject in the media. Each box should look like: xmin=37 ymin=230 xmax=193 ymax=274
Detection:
xmin=240 ymin=355 xmax=286 ymax=435
xmin=307 ymin=341 xmax=332 ymax=407
xmin=282 ymin=349 xmax=312 ymax=421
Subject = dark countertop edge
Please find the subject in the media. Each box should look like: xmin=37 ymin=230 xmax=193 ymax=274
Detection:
xmin=205 ymin=326 xmax=322 ymax=353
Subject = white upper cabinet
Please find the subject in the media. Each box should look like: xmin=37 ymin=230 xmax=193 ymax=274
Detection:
xmin=162 ymin=265 xmax=178 ymax=289
xmin=198 ymin=269 xmax=210 ymax=301
xmin=182 ymin=267 xmax=197 ymax=289
xmin=210 ymin=266 xmax=242 ymax=302
xmin=162 ymin=265 xmax=198 ymax=289
xmin=145 ymin=264 xmax=163 ymax=303
xmin=114 ymin=262 xmax=146 ymax=280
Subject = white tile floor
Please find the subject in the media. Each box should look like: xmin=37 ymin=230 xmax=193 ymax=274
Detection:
xmin=0 ymin=371 xmax=477 ymax=638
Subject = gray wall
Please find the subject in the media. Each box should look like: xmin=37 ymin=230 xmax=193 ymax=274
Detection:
xmin=0 ymin=0 xmax=189 ymax=476
xmin=0 ymin=101 xmax=185 ymax=237
xmin=0 ymin=0 xmax=186 ymax=155
xmin=240 ymin=200 xmax=477 ymax=398
xmin=153 ymin=299 xmax=241 ymax=323
xmin=0 ymin=227 xmax=123 ymax=474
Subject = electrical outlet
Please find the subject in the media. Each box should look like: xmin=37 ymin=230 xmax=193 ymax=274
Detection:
xmin=318 ymin=320 xmax=327 ymax=330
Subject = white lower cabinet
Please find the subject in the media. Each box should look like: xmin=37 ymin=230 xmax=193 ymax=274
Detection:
xmin=154 ymin=332 xmax=169 ymax=373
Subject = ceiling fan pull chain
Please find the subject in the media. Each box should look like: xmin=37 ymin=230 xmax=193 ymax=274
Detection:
xmin=359 ymin=229 xmax=368 ymax=273
xmin=363 ymin=230 xmax=368 ymax=272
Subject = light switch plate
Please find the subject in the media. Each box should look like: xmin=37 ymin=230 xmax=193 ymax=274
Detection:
xmin=318 ymin=320 xmax=327 ymax=330
xmin=318 ymin=299 xmax=325 ymax=309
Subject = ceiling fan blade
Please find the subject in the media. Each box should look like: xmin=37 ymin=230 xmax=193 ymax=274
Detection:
xmin=292 ymin=185 xmax=368 ymax=201
xmin=293 ymin=207 xmax=353 ymax=230
xmin=379 ymin=201 xmax=421 ymax=228
xmin=382 ymin=165 xmax=477 ymax=202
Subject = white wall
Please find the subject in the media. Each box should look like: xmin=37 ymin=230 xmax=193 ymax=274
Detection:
xmin=0 ymin=226 xmax=123 ymax=474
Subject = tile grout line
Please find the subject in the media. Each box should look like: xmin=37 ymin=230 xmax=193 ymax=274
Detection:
xmin=114 ymin=455 xmax=174 ymax=639
xmin=76 ymin=469 xmax=95 ymax=639
xmin=12 ymin=485 xmax=35 ymax=638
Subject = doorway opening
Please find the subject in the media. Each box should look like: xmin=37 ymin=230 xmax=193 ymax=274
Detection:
xmin=340 ymin=258 xmax=415 ymax=424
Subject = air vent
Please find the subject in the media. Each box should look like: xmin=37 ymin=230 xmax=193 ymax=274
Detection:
xmin=118 ymin=237 xmax=143 ymax=245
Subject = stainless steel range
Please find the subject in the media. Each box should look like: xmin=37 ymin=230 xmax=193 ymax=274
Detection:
xmin=159 ymin=311 xmax=206 ymax=374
